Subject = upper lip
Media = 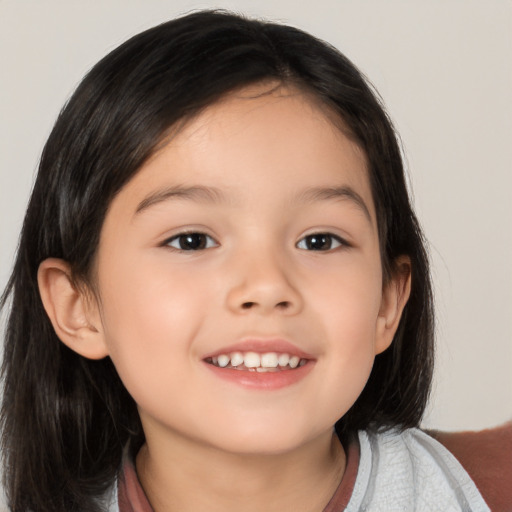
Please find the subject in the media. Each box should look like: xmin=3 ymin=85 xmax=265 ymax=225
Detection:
xmin=202 ymin=338 xmax=315 ymax=360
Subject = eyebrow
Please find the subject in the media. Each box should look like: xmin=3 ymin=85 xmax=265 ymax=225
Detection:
xmin=134 ymin=183 xmax=372 ymax=224
xmin=135 ymin=185 xmax=226 ymax=215
xmin=298 ymin=186 xmax=372 ymax=223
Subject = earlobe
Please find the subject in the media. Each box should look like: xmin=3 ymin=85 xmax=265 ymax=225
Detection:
xmin=375 ymin=256 xmax=412 ymax=355
xmin=37 ymin=258 xmax=109 ymax=360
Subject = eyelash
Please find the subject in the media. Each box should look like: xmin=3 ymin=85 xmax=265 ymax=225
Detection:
xmin=296 ymin=233 xmax=348 ymax=251
xmin=164 ymin=232 xmax=218 ymax=251
xmin=163 ymin=231 xmax=349 ymax=252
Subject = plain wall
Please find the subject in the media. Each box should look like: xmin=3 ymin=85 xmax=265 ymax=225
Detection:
xmin=1 ymin=0 xmax=511 ymax=436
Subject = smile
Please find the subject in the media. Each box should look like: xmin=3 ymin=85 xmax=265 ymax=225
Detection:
xmin=205 ymin=351 xmax=308 ymax=371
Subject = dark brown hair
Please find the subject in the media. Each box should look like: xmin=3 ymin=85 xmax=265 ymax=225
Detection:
xmin=1 ymin=10 xmax=434 ymax=512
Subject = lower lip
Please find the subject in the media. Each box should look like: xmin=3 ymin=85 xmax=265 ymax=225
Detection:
xmin=203 ymin=361 xmax=315 ymax=390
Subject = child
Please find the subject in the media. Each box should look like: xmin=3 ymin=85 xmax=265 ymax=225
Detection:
xmin=0 ymin=10 xmax=491 ymax=512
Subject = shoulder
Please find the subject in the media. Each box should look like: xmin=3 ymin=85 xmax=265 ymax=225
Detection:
xmin=428 ymin=421 xmax=512 ymax=512
xmin=345 ymin=427 xmax=490 ymax=512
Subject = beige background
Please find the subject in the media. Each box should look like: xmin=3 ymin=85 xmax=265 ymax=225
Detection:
xmin=1 ymin=0 xmax=511 ymax=435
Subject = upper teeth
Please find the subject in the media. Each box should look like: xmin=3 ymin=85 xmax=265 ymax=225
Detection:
xmin=210 ymin=351 xmax=304 ymax=369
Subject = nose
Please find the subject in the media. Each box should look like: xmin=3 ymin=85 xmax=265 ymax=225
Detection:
xmin=225 ymin=250 xmax=303 ymax=316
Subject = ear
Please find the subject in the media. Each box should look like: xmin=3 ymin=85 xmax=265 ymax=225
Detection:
xmin=37 ymin=258 xmax=109 ymax=359
xmin=375 ymin=256 xmax=411 ymax=355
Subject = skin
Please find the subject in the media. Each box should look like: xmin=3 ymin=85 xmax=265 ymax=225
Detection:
xmin=38 ymin=83 xmax=410 ymax=512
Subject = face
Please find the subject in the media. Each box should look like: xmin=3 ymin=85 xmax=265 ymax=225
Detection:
xmin=91 ymin=84 xmax=401 ymax=455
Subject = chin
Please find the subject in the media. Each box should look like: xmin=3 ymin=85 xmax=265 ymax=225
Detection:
xmin=202 ymin=418 xmax=328 ymax=457
xmin=214 ymin=435 xmax=309 ymax=457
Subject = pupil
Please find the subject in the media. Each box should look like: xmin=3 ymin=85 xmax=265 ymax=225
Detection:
xmin=180 ymin=234 xmax=205 ymax=250
xmin=308 ymin=234 xmax=331 ymax=250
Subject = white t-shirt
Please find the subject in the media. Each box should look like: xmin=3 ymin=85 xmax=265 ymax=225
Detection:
xmin=344 ymin=428 xmax=489 ymax=511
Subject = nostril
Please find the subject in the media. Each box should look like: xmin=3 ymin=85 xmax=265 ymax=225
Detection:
xmin=239 ymin=300 xmax=292 ymax=310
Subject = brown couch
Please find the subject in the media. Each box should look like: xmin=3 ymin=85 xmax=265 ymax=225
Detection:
xmin=429 ymin=422 xmax=512 ymax=511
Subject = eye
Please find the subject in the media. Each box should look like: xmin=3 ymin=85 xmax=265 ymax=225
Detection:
xmin=296 ymin=233 xmax=346 ymax=251
xmin=165 ymin=232 xmax=218 ymax=251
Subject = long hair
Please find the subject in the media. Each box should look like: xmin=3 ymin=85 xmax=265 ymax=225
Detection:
xmin=1 ymin=10 xmax=434 ymax=511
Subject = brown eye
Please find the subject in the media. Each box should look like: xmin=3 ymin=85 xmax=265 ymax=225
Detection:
xmin=297 ymin=233 xmax=343 ymax=251
xmin=166 ymin=233 xmax=217 ymax=250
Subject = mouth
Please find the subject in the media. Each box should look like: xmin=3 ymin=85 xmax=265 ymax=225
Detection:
xmin=202 ymin=340 xmax=315 ymax=390
xmin=205 ymin=351 xmax=308 ymax=372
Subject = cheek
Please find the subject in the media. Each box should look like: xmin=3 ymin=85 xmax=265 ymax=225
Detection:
xmin=306 ymin=263 xmax=382 ymax=415
xmin=99 ymin=249 xmax=209 ymax=331
xmin=96 ymin=254 xmax=210 ymax=398
xmin=316 ymin=259 xmax=382 ymax=343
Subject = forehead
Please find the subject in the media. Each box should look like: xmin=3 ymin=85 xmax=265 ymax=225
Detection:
xmin=110 ymin=83 xmax=374 ymax=222
xmin=171 ymin=83 xmax=360 ymax=158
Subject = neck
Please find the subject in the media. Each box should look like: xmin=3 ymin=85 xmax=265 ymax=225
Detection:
xmin=136 ymin=428 xmax=345 ymax=512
